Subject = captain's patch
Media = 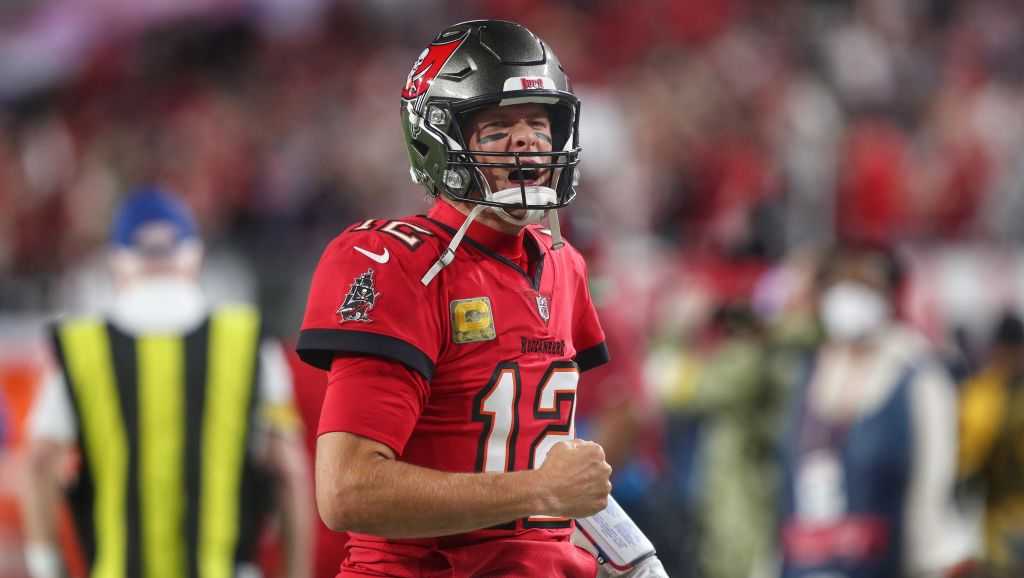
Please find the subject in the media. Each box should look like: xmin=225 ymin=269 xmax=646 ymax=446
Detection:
xmin=450 ymin=297 xmax=496 ymax=343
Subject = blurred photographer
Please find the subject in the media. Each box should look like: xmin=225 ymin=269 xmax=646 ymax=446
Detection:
xmin=776 ymin=243 xmax=971 ymax=578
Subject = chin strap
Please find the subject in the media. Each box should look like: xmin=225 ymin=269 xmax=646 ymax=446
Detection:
xmin=421 ymin=204 xmax=487 ymax=286
xmin=547 ymin=209 xmax=565 ymax=250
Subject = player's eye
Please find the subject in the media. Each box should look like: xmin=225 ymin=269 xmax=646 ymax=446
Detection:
xmin=478 ymin=131 xmax=509 ymax=145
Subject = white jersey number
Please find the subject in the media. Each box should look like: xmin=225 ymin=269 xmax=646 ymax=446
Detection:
xmin=473 ymin=360 xmax=579 ymax=473
xmin=472 ymin=361 xmax=579 ymax=528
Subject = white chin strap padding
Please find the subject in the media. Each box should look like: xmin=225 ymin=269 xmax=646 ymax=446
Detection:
xmin=421 ymin=204 xmax=487 ymax=286
xmin=488 ymin=186 xmax=557 ymax=226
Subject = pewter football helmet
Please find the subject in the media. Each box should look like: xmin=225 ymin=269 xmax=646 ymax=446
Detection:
xmin=400 ymin=20 xmax=581 ymax=214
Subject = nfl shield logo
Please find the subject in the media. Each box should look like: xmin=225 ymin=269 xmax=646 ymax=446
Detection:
xmin=535 ymin=294 xmax=550 ymax=323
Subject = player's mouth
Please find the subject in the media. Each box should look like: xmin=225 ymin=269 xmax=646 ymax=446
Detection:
xmin=506 ymin=166 xmax=549 ymax=187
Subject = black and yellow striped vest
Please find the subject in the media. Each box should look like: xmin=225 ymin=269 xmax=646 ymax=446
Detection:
xmin=51 ymin=305 xmax=274 ymax=578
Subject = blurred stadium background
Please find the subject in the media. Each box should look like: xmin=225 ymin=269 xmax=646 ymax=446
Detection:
xmin=2 ymin=0 xmax=1024 ymax=576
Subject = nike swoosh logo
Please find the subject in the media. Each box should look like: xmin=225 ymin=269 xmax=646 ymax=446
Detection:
xmin=354 ymin=246 xmax=389 ymax=264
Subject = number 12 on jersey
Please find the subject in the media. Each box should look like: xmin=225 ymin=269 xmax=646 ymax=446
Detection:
xmin=472 ymin=361 xmax=579 ymax=527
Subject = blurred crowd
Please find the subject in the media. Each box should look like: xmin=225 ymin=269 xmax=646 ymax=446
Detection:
xmin=4 ymin=0 xmax=1024 ymax=577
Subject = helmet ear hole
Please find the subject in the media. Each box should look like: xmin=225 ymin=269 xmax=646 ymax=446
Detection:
xmin=444 ymin=169 xmax=470 ymax=193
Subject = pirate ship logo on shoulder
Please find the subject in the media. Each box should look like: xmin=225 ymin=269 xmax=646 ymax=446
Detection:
xmin=338 ymin=268 xmax=380 ymax=323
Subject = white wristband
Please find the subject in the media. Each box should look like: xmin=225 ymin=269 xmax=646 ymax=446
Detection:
xmin=575 ymin=495 xmax=656 ymax=570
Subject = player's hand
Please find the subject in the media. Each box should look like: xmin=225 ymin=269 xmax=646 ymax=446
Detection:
xmin=535 ymin=439 xmax=612 ymax=518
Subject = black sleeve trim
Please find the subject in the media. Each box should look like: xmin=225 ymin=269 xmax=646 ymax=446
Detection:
xmin=574 ymin=342 xmax=610 ymax=373
xmin=296 ymin=329 xmax=435 ymax=381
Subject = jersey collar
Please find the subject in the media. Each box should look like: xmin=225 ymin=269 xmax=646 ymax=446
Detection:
xmin=428 ymin=199 xmax=527 ymax=263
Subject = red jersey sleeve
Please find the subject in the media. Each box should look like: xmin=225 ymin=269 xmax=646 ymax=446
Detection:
xmin=296 ymin=224 xmax=443 ymax=380
xmin=569 ymin=249 xmax=610 ymax=373
xmin=318 ymin=355 xmax=428 ymax=455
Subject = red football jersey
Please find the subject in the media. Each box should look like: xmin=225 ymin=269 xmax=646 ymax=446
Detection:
xmin=297 ymin=200 xmax=607 ymax=576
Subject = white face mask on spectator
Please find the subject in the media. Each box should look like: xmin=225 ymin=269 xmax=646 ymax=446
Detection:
xmin=112 ymin=275 xmax=206 ymax=334
xmin=820 ymin=281 xmax=890 ymax=342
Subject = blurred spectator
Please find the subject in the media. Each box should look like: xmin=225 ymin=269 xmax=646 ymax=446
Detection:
xmin=777 ymin=243 xmax=971 ymax=577
xmin=672 ymin=301 xmax=785 ymax=578
xmin=18 ymin=188 xmax=312 ymax=578
xmin=642 ymin=246 xmax=816 ymax=578
xmin=958 ymin=310 xmax=1024 ymax=575
xmin=836 ymin=120 xmax=912 ymax=244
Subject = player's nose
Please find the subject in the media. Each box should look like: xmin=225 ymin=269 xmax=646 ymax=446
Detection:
xmin=509 ymin=120 xmax=539 ymax=151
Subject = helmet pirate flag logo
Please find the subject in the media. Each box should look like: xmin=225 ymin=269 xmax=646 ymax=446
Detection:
xmin=401 ymin=31 xmax=468 ymax=101
xmin=337 ymin=268 xmax=380 ymax=323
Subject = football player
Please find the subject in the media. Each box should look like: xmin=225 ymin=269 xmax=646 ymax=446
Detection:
xmin=297 ymin=19 xmax=667 ymax=578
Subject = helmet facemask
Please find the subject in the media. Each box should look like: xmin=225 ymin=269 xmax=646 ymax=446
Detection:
xmin=409 ymin=96 xmax=580 ymax=226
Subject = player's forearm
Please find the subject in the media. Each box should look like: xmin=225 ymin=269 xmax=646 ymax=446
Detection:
xmin=319 ymin=453 xmax=548 ymax=539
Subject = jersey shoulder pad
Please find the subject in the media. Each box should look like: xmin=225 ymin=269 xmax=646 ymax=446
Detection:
xmin=326 ymin=215 xmax=445 ymax=272
xmin=300 ymin=216 xmax=447 ymax=375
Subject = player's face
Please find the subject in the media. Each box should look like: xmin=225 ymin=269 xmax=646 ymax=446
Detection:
xmin=464 ymin=103 xmax=554 ymax=194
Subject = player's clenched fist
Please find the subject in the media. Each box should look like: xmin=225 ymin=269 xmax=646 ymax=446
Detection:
xmin=534 ymin=439 xmax=613 ymax=518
